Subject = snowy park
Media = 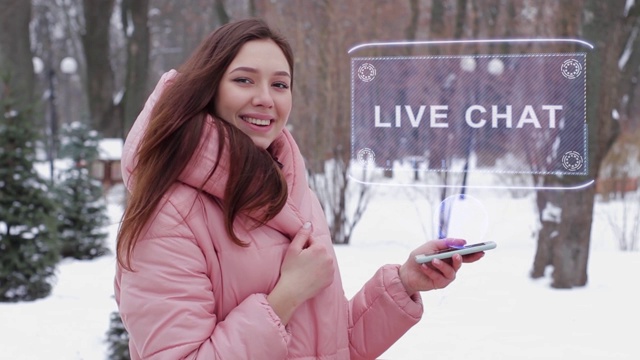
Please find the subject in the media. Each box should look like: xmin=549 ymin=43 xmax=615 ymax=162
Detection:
xmin=0 ymin=2 xmax=638 ymax=359
xmin=0 ymin=176 xmax=638 ymax=359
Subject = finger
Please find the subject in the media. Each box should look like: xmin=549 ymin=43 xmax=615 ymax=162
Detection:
xmin=451 ymin=254 xmax=463 ymax=272
xmin=290 ymin=222 xmax=312 ymax=250
xmin=432 ymin=258 xmax=456 ymax=280
xmin=420 ymin=264 xmax=448 ymax=290
xmin=420 ymin=262 xmax=443 ymax=280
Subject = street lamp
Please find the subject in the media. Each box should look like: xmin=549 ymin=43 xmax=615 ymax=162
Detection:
xmin=33 ymin=56 xmax=58 ymax=181
xmin=32 ymin=55 xmax=77 ymax=182
xmin=459 ymin=57 xmax=504 ymax=196
xmin=459 ymin=57 xmax=477 ymax=198
xmin=487 ymin=58 xmax=505 ymax=76
xmin=60 ymin=57 xmax=77 ymax=74
xmin=59 ymin=57 xmax=78 ymax=125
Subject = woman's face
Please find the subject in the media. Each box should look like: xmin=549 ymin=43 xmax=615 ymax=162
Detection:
xmin=215 ymin=39 xmax=292 ymax=149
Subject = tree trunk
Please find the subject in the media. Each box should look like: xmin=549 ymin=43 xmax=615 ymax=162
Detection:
xmin=81 ymin=0 xmax=116 ymax=136
xmin=121 ymin=0 xmax=150 ymax=139
xmin=0 ymin=0 xmax=34 ymax=113
xmin=530 ymin=187 xmax=557 ymax=278
xmin=215 ymin=0 xmax=230 ymax=25
xmin=532 ymin=0 xmax=639 ymax=288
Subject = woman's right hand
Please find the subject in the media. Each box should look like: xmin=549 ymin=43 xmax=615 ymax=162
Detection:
xmin=267 ymin=222 xmax=335 ymax=325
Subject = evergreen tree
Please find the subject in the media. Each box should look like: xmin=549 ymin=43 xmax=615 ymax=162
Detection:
xmin=55 ymin=121 xmax=109 ymax=260
xmin=106 ymin=311 xmax=130 ymax=360
xmin=0 ymin=93 xmax=60 ymax=302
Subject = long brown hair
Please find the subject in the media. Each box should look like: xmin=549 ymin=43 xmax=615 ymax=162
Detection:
xmin=117 ymin=18 xmax=294 ymax=270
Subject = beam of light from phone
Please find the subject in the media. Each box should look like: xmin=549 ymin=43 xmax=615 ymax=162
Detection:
xmin=434 ymin=194 xmax=489 ymax=244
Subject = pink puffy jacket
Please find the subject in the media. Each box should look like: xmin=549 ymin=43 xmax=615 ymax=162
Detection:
xmin=114 ymin=70 xmax=423 ymax=359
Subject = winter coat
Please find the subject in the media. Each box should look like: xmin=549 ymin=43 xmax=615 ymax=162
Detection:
xmin=114 ymin=70 xmax=423 ymax=360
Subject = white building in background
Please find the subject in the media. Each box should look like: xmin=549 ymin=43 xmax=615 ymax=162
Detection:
xmin=92 ymin=138 xmax=123 ymax=191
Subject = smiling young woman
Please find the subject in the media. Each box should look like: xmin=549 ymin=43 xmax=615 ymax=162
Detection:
xmin=114 ymin=17 xmax=485 ymax=360
xmin=215 ymin=38 xmax=292 ymax=149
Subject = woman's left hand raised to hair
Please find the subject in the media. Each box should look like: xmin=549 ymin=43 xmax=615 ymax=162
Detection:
xmin=399 ymin=238 xmax=484 ymax=296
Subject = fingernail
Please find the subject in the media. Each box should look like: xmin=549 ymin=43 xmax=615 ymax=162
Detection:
xmin=445 ymin=239 xmax=465 ymax=248
xmin=303 ymin=222 xmax=311 ymax=229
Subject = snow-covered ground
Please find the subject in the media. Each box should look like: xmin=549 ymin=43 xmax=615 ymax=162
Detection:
xmin=0 ymin=180 xmax=638 ymax=360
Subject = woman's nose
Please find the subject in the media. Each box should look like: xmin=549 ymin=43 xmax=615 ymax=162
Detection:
xmin=252 ymin=85 xmax=274 ymax=108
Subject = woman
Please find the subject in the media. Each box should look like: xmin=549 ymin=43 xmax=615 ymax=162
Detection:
xmin=115 ymin=18 xmax=484 ymax=359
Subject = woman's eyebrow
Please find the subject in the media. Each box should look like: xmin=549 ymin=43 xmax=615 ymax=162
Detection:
xmin=229 ymin=66 xmax=291 ymax=78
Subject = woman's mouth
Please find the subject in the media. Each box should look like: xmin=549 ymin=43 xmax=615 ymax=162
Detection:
xmin=241 ymin=116 xmax=271 ymax=126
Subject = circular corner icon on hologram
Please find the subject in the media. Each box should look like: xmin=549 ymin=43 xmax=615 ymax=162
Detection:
xmin=357 ymin=148 xmax=376 ymax=167
xmin=357 ymin=63 xmax=377 ymax=82
xmin=561 ymin=59 xmax=582 ymax=79
xmin=562 ymin=151 xmax=583 ymax=171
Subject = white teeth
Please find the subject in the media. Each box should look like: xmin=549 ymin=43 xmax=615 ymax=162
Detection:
xmin=242 ymin=116 xmax=270 ymax=126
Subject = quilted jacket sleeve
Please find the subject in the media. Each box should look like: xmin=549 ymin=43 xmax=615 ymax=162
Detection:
xmin=114 ymin=199 xmax=291 ymax=360
xmin=347 ymin=264 xmax=424 ymax=360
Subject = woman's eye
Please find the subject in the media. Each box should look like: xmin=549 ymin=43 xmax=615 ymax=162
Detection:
xmin=273 ymin=82 xmax=290 ymax=90
xmin=233 ymin=77 xmax=252 ymax=84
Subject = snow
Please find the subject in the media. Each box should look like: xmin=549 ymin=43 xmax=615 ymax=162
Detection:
xmin=625 ymin=0 xmax=636 ymax=17
xmin=618 ymin=27 xmax=638 ymax=70
xmin=113 ymin=90 xmax=124 ymax=105
xmin=33 ymin=159 xmax=74 ymax=180
xmin=126 ymin=10 xmax=135 ymax=37
xmin=98 ymin=138 xmax=123 ymax=160
xmin=541 ymin=201 xmax=562 ymax=223
xmin=0 ymin=181 xmax=638 ymax=360
xmin=613 ymin=108 xmax=620 ymax=120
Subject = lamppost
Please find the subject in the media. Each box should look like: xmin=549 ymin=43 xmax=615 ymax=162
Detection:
xmin=59 ymin=57 xmax=78 ymax=124
xmin=459 ymin=57 xmax=504 ymax=197
xmin=459 ymin=57 xmax=477 ymax=198
xmin=33 ymin=56 xmax=58 ymax=182
xmin=35 ymin=55 xmax=78 ymax=182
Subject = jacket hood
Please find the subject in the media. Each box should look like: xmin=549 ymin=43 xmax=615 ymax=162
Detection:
xmin=122 ymin=70 xmax=309 ymax=239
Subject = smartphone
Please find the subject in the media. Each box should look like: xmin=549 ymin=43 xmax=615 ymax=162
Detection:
xmin=414 ymin=241 xmax=497 ymax=264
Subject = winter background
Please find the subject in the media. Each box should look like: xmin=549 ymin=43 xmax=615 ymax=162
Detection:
xmin=1 ymin=156 xmax=638 ymax=360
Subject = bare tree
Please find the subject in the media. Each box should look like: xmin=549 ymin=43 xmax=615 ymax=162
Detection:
xmin=121 ymin=0 xmax=150 ymax=138
xmin=600 ymin=139 xmax=640 ymax=251
xmin=301 ymin=0 xmax=374 ymax=244
xmin=531 ymin=0 xmax=640 ymax=288
xmin=215 ymin=0 xmax=230 ymax=24
xmin=81 ymin=0 xmax=118 ymax=136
